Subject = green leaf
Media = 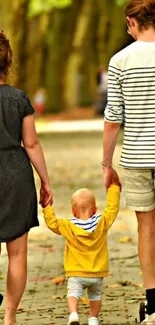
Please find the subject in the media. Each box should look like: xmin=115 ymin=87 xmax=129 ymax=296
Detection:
xmin=29 ymin=0 xmax=72 ymax=17
xmin=115 ymin=0 xmax=127 ymax=6
xmin=52 ymin=0 xmax=72 ymax=8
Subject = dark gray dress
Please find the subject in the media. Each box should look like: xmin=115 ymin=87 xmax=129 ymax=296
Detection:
xmin=0 ymin=85 xmax=39 ymax=242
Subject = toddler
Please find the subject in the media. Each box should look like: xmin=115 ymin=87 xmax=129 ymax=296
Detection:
xmin=43 ymin=183 xmax=120 ymax=325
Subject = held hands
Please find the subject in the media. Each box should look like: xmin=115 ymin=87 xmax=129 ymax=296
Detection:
xmin=103 ymin=166 xmax=122 ymax=191
xmin=39 ymin=182 xmax=53 ymax=208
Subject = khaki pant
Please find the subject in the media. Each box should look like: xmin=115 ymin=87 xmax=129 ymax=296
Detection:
xmin=124 ymin=169 xmax=155 ymax=211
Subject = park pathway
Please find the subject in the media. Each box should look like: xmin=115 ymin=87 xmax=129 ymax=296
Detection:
xmin=0 ymin=124 xmax=144 ymax=325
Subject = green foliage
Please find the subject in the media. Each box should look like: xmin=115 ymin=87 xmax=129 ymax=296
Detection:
xmin=29 ymin=0 xmax=72 ymax=16
xmin=52 ymin=0 xmax=72 ymax=8
xmin=6 ymin=0 xmax=130 ymax=111
xmin=115 ymin=0 xmax=127 ymax=6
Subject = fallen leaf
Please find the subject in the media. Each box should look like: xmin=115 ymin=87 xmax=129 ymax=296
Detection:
xmin=127 ymin=299 xmax=138 ymax=304
xmin=118 ymin=280 xmax=131 ymax=286
xmin=28 ymin=289 xmax=37 ymax=295
xmin=48 ymin=247 xmax=56 ymax=252
xmin=119 ymin=236 xmax=132 ymax=243
xmin=17 ymin=304 xmax=22 ymax=310
xmin=81 ymin=297 xmax=89 ymax=304
xmin=115 ymin=224 xmax=129 ymax=231
xmin=52 ymin=276 xmax=65 ymax=285
xmin=52 ymin=296 xmax=57 ymax=300
xmin=108 ymin=284 xmax=120 ymax=288
xmin=29 ymin=277 xmax=51 ymax=282
xmin=132 ymin=283 xmax=144 ymax=288
xmin=108 ymin=272 xmax=113 ymax=277
xmin=52 ymin=295 xmax=65 ymax=300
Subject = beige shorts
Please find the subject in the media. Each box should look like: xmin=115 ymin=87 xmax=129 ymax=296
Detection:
xmin=124 ymin=169 xmax=155 ymax=211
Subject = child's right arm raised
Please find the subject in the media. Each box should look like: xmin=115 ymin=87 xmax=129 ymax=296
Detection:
xmin=102 ymin=183 xmax=121 ymax=231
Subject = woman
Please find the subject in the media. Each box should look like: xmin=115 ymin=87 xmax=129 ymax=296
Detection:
xmin=103 ymin=0 xmax=155 ymax=324
xmin=0 ymin=31 xmax=52 ymax=325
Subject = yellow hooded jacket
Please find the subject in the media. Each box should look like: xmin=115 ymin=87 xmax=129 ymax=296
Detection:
xmin=43 ymin=184 xmax=120 ymax=278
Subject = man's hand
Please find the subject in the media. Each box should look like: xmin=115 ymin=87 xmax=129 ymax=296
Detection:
xmin=112 ymin=169 xmax=122 ymax=190
xmin=103 ymin=166 xmax=113 ymax=190
xmin=103 ymin=167 xmax=122 ymax=190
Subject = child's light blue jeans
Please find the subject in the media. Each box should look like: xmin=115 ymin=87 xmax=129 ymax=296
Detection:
xmin=67 ymin=276 xmax=103 ymax=301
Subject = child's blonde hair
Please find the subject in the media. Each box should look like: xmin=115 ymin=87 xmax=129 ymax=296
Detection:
xmin=71 ymin=188 xmax=96 ymax=213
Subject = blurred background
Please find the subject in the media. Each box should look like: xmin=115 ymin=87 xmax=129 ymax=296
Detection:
xmin=1 ymin=0 xmax=132 ymax=117
xmin=0 ymin=4 xmax=141 ymax=324
xmin=0 ymin=0 xmax=131 ymax=210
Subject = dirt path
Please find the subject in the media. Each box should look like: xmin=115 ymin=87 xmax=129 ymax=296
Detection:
xmin=0 ymin=131 xmax=145 ymax=324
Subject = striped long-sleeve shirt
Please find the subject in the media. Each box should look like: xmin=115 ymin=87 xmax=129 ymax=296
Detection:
xmin=69 ymin=213 xmax=102 ymax=232
xmin=104 ymin=41 xmax=155 ymax=168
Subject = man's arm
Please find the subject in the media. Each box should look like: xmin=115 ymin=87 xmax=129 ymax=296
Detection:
xmin=103 ymin=57 xmax=124 ymax=189
xmin=103 ymin=121 xmax=121 ymax=167
xmin=103 ymin=121 xmax=121 ymax=189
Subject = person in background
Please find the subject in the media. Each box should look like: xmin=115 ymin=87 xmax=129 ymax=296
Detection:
xmin=33 ymin=87 xmax=46 ymax=118
xmin=96 ymin=66 xmax=108 ymax=115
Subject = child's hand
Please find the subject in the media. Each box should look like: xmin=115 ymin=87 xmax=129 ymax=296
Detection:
xmin=41 ymin=198 xmax=53 ymax=209
xmin=112 ymin=169 xmax=122 ymax=191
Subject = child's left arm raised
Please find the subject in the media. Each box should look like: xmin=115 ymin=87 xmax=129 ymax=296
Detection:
xmin=43 ymin=206 xmax=68 ymax=235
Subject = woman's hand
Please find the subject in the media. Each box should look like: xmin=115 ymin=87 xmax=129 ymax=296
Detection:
xmin=39 ymin=182 xmax=53 ymax=208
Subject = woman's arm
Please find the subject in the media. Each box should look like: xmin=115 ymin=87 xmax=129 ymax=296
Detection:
xmin=22 ymin=115 xmax=52 ymax=206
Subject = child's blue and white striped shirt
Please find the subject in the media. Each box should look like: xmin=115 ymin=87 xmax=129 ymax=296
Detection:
xmin=69 ymin=214 xmax=102 ymax=232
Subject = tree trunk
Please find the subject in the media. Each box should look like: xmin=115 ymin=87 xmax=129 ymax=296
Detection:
xmin=44 ymin=0 xmax=84 ymax=113
xmin=26 ymin=14 xmax=49 ymax=98
xmin=78 ymin=0 xmax=99 ymax=107
xmin=0 ymin=1 xmax=12 ymax=37
xmin=68 ymin=0 xmax=107 ymax=108
xmin=76 ymin=0 xmax=129 ymax=107
xmin=96 ymin=0 xmax=112 ymax=68
xmin=104 ymin=2 xmax=129 ymax=66
xmin=11 ymin=0 xmax=30 ymax=91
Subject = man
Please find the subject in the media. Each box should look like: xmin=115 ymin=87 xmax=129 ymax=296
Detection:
xmin=103 ymin=0 xmax=155 ymax=323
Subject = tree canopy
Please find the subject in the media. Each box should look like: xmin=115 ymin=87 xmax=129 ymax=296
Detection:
xmin=29 ymin=0 xmax=72 ymax=16
xmin=1 ymin=0 xmax=131 ymax=112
